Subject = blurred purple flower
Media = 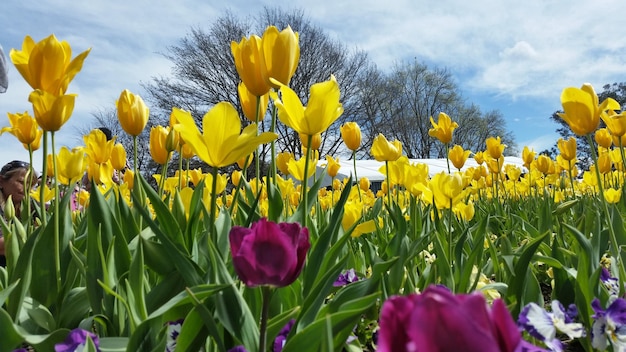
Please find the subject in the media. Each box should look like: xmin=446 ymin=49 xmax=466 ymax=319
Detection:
xmin=165 ymin=319 xmax=184 ymax=352
xmin=518 ymin=300 xmax=584 ymax=351
xmin=333 ymin=269 xmax=359 ymax=287
xmin=378 ymin=285 xmax=547 ymax=352
xmin=591 ymin=297 xmax=626 ymax=351
xmin=228 ymin=346 xmax=248 ymax=352
xmin=273 ymin=319 xmax=295 ymax=352
xmin=54 ymin=328 xmax=100 ymax=352
xmin=229 ymin=218 xmax=310 ymax=287
xmin=600 ymin=267 xmax=620 ymax=298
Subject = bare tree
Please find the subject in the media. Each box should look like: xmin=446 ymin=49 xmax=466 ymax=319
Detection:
xmin=140 ymin=7 xmax=372 ymax=177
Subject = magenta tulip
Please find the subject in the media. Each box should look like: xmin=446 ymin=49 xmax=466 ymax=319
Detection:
xmin=378 ymin=285 xmax=542 ymax=352
xmin=229 ymin=218 xmax=310 ymax=287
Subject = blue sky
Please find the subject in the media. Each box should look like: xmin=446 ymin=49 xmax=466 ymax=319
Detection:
xmin=1 ymin=0 xmax=626 ymax=169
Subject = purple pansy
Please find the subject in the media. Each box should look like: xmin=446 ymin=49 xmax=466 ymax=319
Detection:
xmin=333 ymin=269 xmax=359 ymax=287
xmin=591 ymin=297 xmax=626 ymax=351
xmin=227 ymin=346 xmax=248 ymax=352
xmin=518 ymin=301 xmax=584 ymax=352
xmin=600 ymin=267 xmax=621 ymax=299
xmin=165 ymin=319 xmax=184 ymax=352
xmin=273 ymin=319 xmax=295 ymax=352
xmin=54 ymin=328 xmax=100 ymax=352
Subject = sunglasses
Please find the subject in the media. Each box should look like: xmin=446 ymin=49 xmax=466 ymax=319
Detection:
xmin=0 ymin=160 xmax=29 ymax=175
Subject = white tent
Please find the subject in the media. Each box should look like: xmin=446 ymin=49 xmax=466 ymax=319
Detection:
xmin=314 ymin=157 xmax=526 ymax=188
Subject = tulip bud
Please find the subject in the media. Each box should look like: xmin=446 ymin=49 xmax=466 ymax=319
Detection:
xmin=124 ymin=169 xmax=134 ymax=190
xmin=276 ymin=152 xmax=294 ymax=176
xmin=4 ymin=195 xmax=15 ymax=220
xmin=111 ymin=143 xmax=127 ymax=171
xmin=359 ymin=177 xmax=370 ymax=191
xmin=231 ymin=170 xmax=242 ymax=187
xmin=117 ymin=89 xmax=149 ymax=137
xmin=150 ymin=126 xmax=170 ymax=165
xmin=237 ymin=153 xmax=253 ymax=170
xmin=300 ymin=133 xmax=321 ymax=151
xmin=165 ymin=128 xmax=179 ymax=153
xmin=595 ymin=128 xmax=613 ymax=149
xmin=340 ymin=122 xmax=361 ymax=151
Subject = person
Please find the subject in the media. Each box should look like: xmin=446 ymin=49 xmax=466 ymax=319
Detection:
xmin=0 ymin=160 xmax=38 ymax=266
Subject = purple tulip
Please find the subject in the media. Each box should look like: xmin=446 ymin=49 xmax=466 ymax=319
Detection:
xmin=54 ymin=328 xmax=100 ymax=352
xmin=229 ymin=218 xmax=310 ymax=287
xmin=378 ymin=285 xmax=545 ymax=352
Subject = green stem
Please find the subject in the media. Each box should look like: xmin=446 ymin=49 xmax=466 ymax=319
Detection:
xmin=445 ymin=143 xmax=451 ymax=174
xmin=158 ymin=153 xmax=171 ymax=197
xmin=51 ymin=132 xmax=61 ymax=293
xmin=209 ymin=166 xmax=219 ymax=240
xmin=302 ymin=135 xmax=312 ymax=227
xmin=270 ymin=95 xmax=278 ymax=186
xmin=40 ymin=132 xmax=48 ymax=226
xmin=353 ymin=151 xmax=361 ymax=201
xmin=259 ymin=286 xmax=273 ymax=352
xmin=385 ymin=161 xmax=392 ymax=209
xmin=255 ymin=95 xmax=261 ymax=192
xmin=133 ymin=136 xmax=138 ymax=177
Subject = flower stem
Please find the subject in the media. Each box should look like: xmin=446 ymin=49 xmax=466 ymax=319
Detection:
xmin=51 ymin=132 xmax=61 ymax=293
xmin=353 ymin=151 xmax=361 ymax=202
xmin=209 ymin=166 xmax=219 ymax=240
xmin=259 ymin=286 xmax=272 ymax=352
xmin=302 ymin=135 xmax=312 ymax=227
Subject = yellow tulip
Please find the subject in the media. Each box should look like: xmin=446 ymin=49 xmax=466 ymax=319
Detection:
xmin=287 ymin=152 xmax=318 ymax=182
xmin=276 ymin=151 xmax=294 ymax=176
xmin=342 ymin=201 xmax=363 ymax=231
xmin=271 ymin=75 xmax=343 ymax=136
xmin=300 ymin=132 xmax=321 ymax=151
xmin=237 ymin=153 xmax=253 ymax=170
xmin=88 ymin=160 xmax=114 ymax=186
xmin=535 ymin=155 xmax=553 ymax=175
xmin=598 ymin=151 xmax=612 ymax=174
xmin=261 ymin=26 xmax=300 ymax=89
xmin=10 ymin=34 xmax=91 ymax=95
xmin=173 ymin=102 xmax=277 ymax=168
xmin=602 ymin=111 xmax=626 ymax=139
xmin=340 ymin=122 xmax=362 ymax=151
xmin=371 ymin=133 xmax=402 ymax=162
xmin=231 ymin=170 xmax=242 ymax=187
xmin=454 ymin=200 xmax=475 ymax=222
xmin=123 ymin=169 xmax=134 ymax=189
xmin=111 ymin=143 xmax=127 ymax=171
xmin=558 ymin=83 xmax=621 ymax=136
xmin=428 ymin=112 xmax=458 ymax=144
xmin=504 ymin=164 xmax=522 ymax=182
xmin=605 ymin=188 xmax=622 ymax=204
xmin=231 ymin=35 xmax=271 ymax=97
xmin=150 ymin=126 xmax=170 ymax=165
xmin=325 ymin=155 xmax=341 ymax=178
xmin=181 ymin=142 xmax=195 ymax=159
xmin=474 ymin=151 xmax=485 ymax=165
xmin=594 ymin=128 xmax=613 ymax=149
xmin=521 ymin=146 xmax=535 ymax=169
xmin=117 ymin=89 xmax=150 ymax=137
xmin=3 ymin=111 xmax=43 ymax=150
xmin=359 ymin=177 xmax=371 ymax=191
xmin=188 ymin=168 xmax=205 ymax=187
xmin=486 ymin=155 xmax=504 ymax=174
xmin=57 ymin=146 xmax=85 ymax=185
xmin=485 ymin=136 xmax=506 ymax=159
xmin=84 ymin=128 xmax=115 ymax=164
xmin=429 ymin=172 xmax=463 ymax=209
xmin=238 ymin=82 xmax=269 ymax=122
xmin=28 ymin=90 xmax=76 ymax=132
xmin=448 ymin=144 xmax=471 ymax=170
xmin=557 ymin=137 xmax=577 ymax=161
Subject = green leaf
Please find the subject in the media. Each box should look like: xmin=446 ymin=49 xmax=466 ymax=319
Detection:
xmin=0 ymin=308 xmax=23 ymax=352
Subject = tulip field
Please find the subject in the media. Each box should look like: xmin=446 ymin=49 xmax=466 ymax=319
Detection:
xmin=2 ymin=30 xmax=626 ymax=352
